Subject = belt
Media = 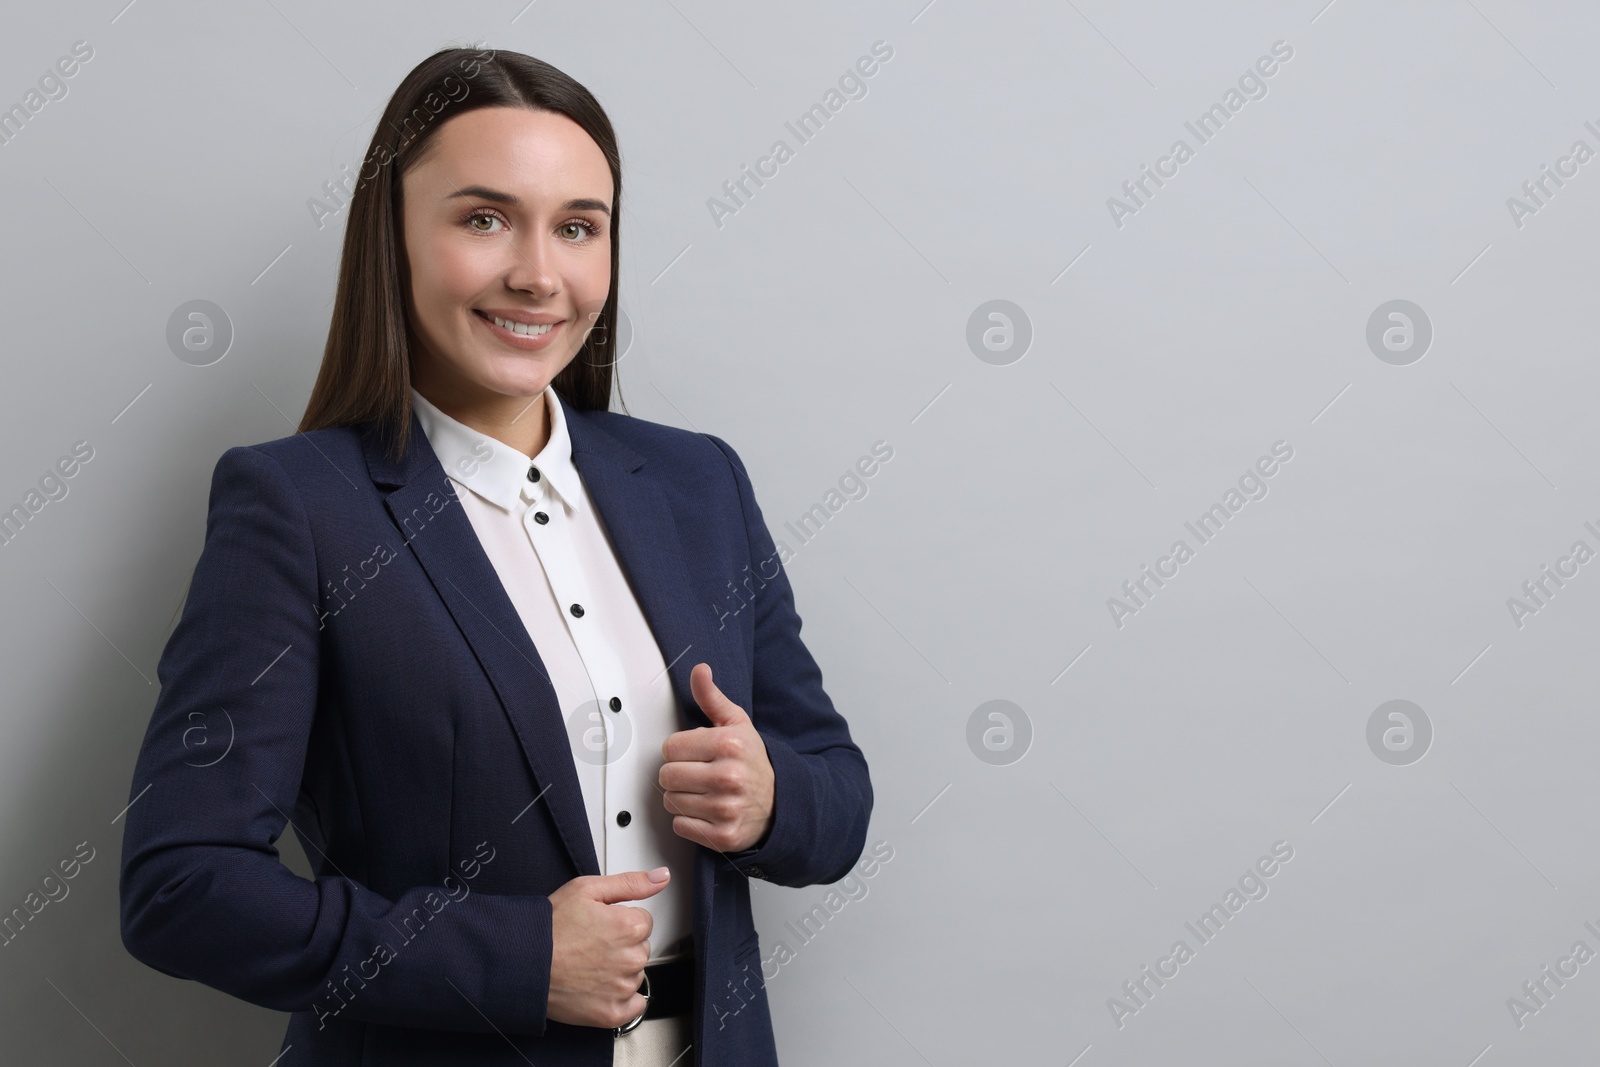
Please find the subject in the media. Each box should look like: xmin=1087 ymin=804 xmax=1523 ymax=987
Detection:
xmin=615 ymin=952 xmax=694 ymax=1034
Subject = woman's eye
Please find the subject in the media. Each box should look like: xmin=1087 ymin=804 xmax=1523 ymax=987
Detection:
xmin=465 ymin=213 xmax=600 ymax=240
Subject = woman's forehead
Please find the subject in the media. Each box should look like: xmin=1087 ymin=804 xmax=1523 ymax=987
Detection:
xmin=409 ymin=107 xmax=613 ymax=206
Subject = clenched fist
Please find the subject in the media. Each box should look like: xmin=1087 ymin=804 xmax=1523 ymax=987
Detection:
xmin=546 ymin=866 xmax=670 ymax=1029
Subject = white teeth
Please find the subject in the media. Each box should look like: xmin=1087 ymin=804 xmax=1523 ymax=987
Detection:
xmin=489 ymin=314 xmax=553 ymax=336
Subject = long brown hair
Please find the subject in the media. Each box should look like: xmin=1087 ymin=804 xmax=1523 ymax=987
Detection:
xmin=299 ymin=43 xmax=628 ymax=461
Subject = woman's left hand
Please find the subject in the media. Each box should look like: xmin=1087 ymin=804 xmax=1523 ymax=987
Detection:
xmin=659 ymin=663 xmax=775 ymax=853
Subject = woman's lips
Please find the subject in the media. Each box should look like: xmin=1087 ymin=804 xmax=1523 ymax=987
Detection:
xmin=475 ymin=310 xmax=564 ymax=351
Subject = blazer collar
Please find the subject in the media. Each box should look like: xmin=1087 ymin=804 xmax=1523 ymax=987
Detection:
xmin=359 ymin=391 xmax=739 ymax=879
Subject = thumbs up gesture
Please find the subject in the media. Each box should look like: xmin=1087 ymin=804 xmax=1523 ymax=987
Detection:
xmin=659 ymin=663 xmax=775 ymax=853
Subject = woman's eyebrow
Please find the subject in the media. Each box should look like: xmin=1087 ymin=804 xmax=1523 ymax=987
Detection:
xmin=445 ymin=185 xmax=611 ymax=215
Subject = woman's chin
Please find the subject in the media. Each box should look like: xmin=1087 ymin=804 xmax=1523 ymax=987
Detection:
xmin=476 ymin=363 xmax=555 ymax=397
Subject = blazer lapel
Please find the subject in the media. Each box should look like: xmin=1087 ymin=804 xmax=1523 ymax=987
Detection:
xmin=361 ymin=394 xmax=745 ymax=885
xmin=363 ymin=411 xmax=600 ymax=878
xmin=562 ymin=394 xmax=747 ymax=730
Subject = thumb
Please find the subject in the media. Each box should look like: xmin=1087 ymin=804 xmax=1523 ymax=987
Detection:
xmin=691 ymin=663 xmax=748 ymax=726
xmin=588 ymin=866 xmax=671 ymax=904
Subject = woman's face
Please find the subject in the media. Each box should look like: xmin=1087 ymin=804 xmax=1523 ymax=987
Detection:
xmin=400 ymin=106 xmax=613 ymax=411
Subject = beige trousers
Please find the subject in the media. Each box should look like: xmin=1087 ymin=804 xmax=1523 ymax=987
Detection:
xmin=612 ymin=1012 xmax=693 ymax=1067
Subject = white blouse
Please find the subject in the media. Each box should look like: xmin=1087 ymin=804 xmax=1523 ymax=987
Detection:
xmin=408 ymin=385 xmax=696 ymax=963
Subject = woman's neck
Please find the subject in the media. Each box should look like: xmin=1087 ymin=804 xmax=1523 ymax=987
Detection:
xmin=413 ymin=375 xmax=552 ymax=459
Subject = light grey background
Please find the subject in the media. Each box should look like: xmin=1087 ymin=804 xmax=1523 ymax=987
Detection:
xmin=2 ymin=1 xmax=1597 ymax=1064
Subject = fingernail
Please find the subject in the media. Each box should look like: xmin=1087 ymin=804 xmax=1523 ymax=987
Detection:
xmin=648 ymin=866 xmax=670 ymax=883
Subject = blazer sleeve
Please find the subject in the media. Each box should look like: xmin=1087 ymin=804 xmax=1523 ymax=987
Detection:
xmin=703 ymin=434 xmax=874 ymax=888
xmin=118 ymin=445 xmax=556 ymax=1037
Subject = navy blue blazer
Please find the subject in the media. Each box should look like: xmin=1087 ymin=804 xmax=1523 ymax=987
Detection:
xmin=118 ymin=392 xmax=873 ymax=1066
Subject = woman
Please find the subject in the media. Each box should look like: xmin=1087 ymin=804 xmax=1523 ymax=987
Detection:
xmin=118 ymin=45 xmax=873 ymax=1067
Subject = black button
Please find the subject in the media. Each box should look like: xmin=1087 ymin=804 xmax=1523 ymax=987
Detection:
xmin=534 ymin=511 xmax=549 ymax=524
xmin=745 ymin=866 xmax=764 ymax=879
xmin=527 ymin=466 xmax=540 ymax=482
xmin=609 ymin=696 xmax=622 ymax=712
xmin=616 ymin=810 xmax=631 ymax=827
xmin=569 ymin=603 xmax=584 ymax=618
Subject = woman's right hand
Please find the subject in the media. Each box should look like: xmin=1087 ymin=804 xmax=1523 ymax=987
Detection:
xmin=546 ymin=866 xmax=671 ymax=1029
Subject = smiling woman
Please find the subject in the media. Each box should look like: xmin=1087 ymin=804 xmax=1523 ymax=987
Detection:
xmin=398 ymin=107 xmax=615 ymax=438
xmin=299 ymin=49 xmax=626 ymax=457
xmin=118 ymin=43 xmax=872 ymax=1067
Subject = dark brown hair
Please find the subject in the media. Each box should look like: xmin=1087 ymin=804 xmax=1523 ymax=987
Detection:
xmin=298 ymin=43 xmax=628 ymax=461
